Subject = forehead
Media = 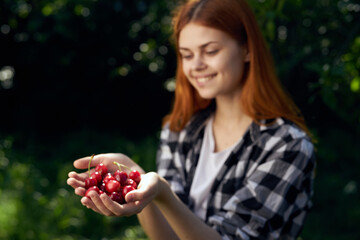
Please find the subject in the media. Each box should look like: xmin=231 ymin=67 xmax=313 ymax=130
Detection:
xmin=179 ymin=23 xmax=233 ymax=49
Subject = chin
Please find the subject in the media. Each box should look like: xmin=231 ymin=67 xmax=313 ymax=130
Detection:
xmin=197 ymin=92 xmax=216 ymax=100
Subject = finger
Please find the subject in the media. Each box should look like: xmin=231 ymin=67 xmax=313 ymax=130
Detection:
xmin=75 ymin=187 xmax=86 ymax=196
xmin=67 ymin=177 xmax=85 ymax=189
xmin=123 ymin=190 xmax=153 ymax=214
xmin=81 ymin=196 xmax=103 ymax=215
xmin=73 ymin=154 xmax=101 ymax=169
xmin=88 ymin=191 xmax=114 ymax=216
xmin=99 ymin=193 xmax=127 ymax=216
xmin=124 ymin=172 xmax=158 ymax=204
xmin=118 ymin=200 xmax=147 ymax=216
xmin=68 ymin=171 xmax=90 ymax=181
xmin=99 ymin=193 xmax=146 ymax=217
xmin=125 ymin=189 xmax=146 ymax=203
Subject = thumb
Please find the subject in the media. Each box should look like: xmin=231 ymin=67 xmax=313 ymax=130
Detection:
xmin=125 ymin=189 xmax=147 ymax=203
xmin=73 ymin=154 xmax=99 ymax=169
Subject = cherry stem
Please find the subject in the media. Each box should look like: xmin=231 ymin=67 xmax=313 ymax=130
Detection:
xmin=88 ymin=154 xmax=95 ymax=178
xmin=113 ymin=161 xmax=131 ymax=171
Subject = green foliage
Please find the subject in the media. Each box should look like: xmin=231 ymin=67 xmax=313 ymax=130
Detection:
xmin=249 ymin=0 xmax=360 ymax=130
xmin=0 ymin=0 xmax=176 ymax=137
xmin=0 ymin=133 xmax=157 ymax=239
xmin=0 ymin=0 xmax=360 ymax=239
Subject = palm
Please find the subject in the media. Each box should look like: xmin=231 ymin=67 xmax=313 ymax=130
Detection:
xmin=77 ymin=153 xmax=144 ymax=175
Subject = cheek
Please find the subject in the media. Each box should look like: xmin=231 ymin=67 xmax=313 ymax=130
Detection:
xmin=223 ymin=55 xmax=243 ymax=81
xmin=182 ymin=62 xmax=192 ymax=79
xmin=181 ymin=61 xmax=188 ymax=74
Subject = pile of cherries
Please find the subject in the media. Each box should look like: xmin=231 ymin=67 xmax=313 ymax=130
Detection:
xmin=84 ymin=155 xmax=141 ymax=204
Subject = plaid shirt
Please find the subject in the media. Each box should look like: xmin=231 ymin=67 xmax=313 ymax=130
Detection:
xmin=157 ymin=105 xmax=315 ymax=240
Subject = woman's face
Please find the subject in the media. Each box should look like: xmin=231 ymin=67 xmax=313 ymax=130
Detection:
xmin=178 ymin=23 xmax=249 ymax=100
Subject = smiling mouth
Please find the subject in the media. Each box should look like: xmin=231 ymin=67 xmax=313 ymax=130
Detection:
xmin=195 ymin=74 xmax=217 ymax=83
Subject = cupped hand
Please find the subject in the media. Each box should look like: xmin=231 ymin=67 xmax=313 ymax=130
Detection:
xmin=67 ymin=153 xmax=145 ymax=194
xmin=80 ymin=172 xmax=161 ymax=216
xmin=67 ymin=153 xmax=160 ymax=217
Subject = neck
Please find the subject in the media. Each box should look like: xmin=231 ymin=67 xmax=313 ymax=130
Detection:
xmin=214 ymin=95 xmax=250 ymax=126
xmin=211 ymin=95 xmax=252 ymax=152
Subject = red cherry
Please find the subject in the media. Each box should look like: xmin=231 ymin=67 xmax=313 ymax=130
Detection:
xmin=85 ymin=176 xmax=98 ymax=189
xmin=129 ymin=170 xmax=141 ymax=184
xmin=99 ymin=182 xmax=106 ymax=192
xmin=105 ymin=180 xmax=122 ymax=193
xmin=113 ymin=170 xmax=128 ymax=185
xmin=95 ymin=163 xmax=108 ymax=176
xmin=122 ymin=185 xmax=135 ymax=200
xmin=85 ymin=186 xmax=100 ymax=198
xmin=109 ymin=192 xmax=124 ymax=204
xmin=91 ymin=171 xmax=102 ymax=183
xmin=125 ymin=178 xmax=137 ymax=189
xmin=103 ymin=173 xmax=115 ymax=184
xmin=81 ymin=160 xmax=141 ymax=203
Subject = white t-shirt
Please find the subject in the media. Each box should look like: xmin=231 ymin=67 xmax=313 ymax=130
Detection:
xmin=189 ymin=116 xmax=241 ymax=220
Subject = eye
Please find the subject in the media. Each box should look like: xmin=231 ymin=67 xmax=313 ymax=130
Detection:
xmin=205 ymin=49 xmax=219 ymax=56
xmin=181 ymin=54 xmax=193 ymax=60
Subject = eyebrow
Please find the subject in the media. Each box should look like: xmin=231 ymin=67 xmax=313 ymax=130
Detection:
xmin=179 ymin=41 xmax=219 ymax=51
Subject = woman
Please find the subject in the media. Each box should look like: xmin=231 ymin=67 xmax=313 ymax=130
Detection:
xmin=67 ymin=0 xmax=315 ymax=239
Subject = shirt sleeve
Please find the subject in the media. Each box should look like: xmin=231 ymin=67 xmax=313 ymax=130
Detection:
xmin=156 ymin=124 xmax=189 ymax=203
xmin=208 ymin=137 xmax=316 ymax=240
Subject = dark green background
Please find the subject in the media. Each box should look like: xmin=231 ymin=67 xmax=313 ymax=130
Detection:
xmin=0 ymin=0 xmax=359 ymax=239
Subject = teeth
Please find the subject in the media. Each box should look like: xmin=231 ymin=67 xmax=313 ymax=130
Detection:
xmin=197 ymin=76 xmax=214 ymax=83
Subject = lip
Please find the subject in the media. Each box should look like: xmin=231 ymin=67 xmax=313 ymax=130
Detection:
xmin=193 ymin=73 xmax=217 ymax=85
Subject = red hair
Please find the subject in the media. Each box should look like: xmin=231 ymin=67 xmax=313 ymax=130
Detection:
xmin=164 ymin=0 xmax=310 ymax=137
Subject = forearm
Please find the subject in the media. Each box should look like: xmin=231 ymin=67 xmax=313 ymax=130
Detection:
xmin=137 ymin=202 xmax=179 ymax=240
xmin=153 ymin=177 xmax=222 ymax=240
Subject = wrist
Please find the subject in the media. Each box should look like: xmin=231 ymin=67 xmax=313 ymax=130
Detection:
xmin=153 ymin=175 xmax=172 ymax=205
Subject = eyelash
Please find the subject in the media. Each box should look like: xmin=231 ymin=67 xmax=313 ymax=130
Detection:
xmin=182 ymin=55 xmax=193 ymax=60
xmin=181 ymin=50 xmax=219 ymax=60
xmin=206 ymin=50 xmax=219 ymax=55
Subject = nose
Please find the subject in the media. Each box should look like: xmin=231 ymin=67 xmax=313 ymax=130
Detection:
xmin=191 ymin=55 xmax=207 ymax=71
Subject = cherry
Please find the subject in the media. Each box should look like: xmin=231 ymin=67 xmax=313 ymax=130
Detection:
xmin=113 ymin=170 xmax=128 ymax=185
xmin=105 ymin=180 xmax=122 ymax=193
xmin=129 ymin=170 xmax=141 ymax=184
xmin=125 ymin=178 xmax=137 ymax=189
xmin=85 ymin=176 xmax=98 ymax=189
xmin=99 ymin=182 xmax=106 ymax=192
xmin=91 ymin=171 xmax=102 ymax=183
xmin=122 ymin=185 xmax=135 ymax=200
xmin=81 ymin=158 xmax=141 ymax=204
xmin=103 ymin=173 xmax=115 ymax=184
xmin=85 ymin=186 xmax=100 ymax=198
xmin=99 ymin=190 xmax=105 ymax=195
xmin=95 ymin=163 xmax=108 ymax=176
xmin=109 ymin=192 xmax=124 ymax=204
